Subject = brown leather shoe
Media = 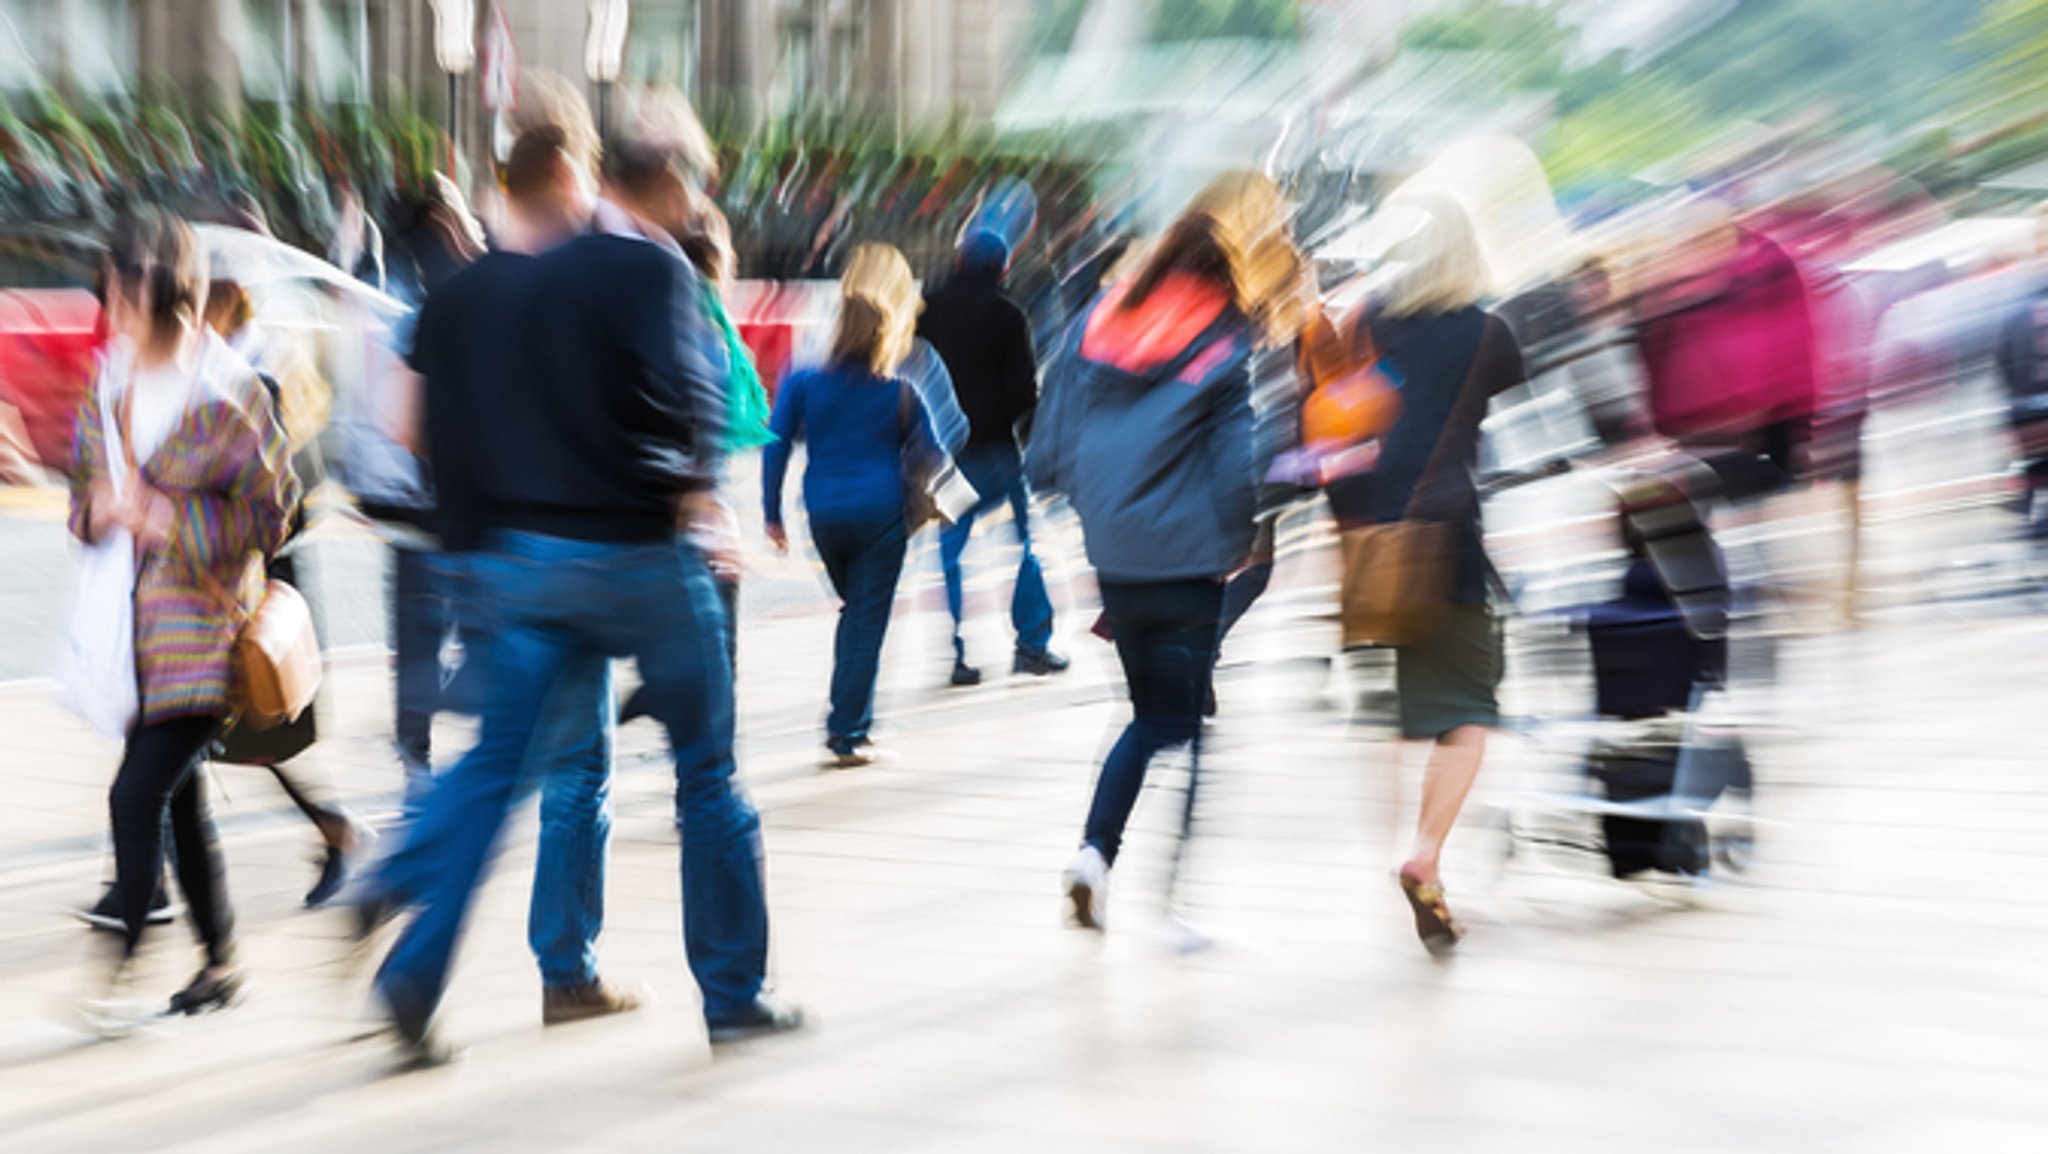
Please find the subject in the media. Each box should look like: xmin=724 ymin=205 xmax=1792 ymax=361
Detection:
xmin=542 ymin=978 xmax=645 ymax=1026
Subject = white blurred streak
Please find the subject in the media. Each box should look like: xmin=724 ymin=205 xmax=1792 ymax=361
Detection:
xmin=196 ymin=225 xmax=410 ymax=317
xmin=64 ymin=0 xmax=135 ymax=95
xmin=0 ymin=6 xmax=46 ymax=90
xmin=1845 ymin=218 xmax=2037 ymax=277
xmin=1317 ymin=202 xmax=1428 ymax=266
xmin=1386 ymin=134 xmax=1574 ymax=295
xmin=1560 ymin=0 xmax=1738 ymax=70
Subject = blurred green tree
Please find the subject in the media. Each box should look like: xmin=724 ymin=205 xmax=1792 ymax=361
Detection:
xmin=1960 ymin=0 xmax=2048 ymax=121
xmin=1149 ymin=0 xmax=1299 ymax=42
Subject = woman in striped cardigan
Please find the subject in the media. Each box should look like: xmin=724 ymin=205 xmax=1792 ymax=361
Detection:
xmin=69 ymin=208 xmax=299 ymax=1024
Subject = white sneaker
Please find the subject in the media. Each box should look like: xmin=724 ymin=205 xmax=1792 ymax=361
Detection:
xmin=73 ymin=956 xmax=152 ymax=1038
xmin=1063 ymin=846 xmax=1110 ymax=931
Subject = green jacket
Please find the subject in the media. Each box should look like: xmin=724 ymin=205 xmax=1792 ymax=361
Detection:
xmin=707 ymin=287 xmax=774 ymax=452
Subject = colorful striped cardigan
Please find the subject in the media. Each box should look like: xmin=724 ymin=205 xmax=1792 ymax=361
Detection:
xmin=67 ymin=335 xmax=300 ymax=727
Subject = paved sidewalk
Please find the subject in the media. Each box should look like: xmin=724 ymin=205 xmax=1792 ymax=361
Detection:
xmin=1 ymin=581 xmax=2046 ymax=1153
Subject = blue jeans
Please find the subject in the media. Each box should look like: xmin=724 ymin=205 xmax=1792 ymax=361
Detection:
xmin=1083 ymin=578 xmax=1223 ymax=865
xmin=940 ymin=445 xmax=1054 ymax=659
xmin=526 ymin=653 xmax=613 ymax=988
xmin=372 ymin=531 xmax=766 ymax=1025
xmin=385 ymin=554 xmax=617 ymax=988
xmin=810 ymin=516 xmax=907 ymax=754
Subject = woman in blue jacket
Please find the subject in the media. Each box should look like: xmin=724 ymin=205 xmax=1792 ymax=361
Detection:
xmin=762 ymin=245 xmax=941 ymax=767
xmin=1027 ymin=177 xmax=1303 ymax=930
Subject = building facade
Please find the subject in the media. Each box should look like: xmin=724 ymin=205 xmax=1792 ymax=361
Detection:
xmin=2 ymin=0 xmax=1023 ymax=129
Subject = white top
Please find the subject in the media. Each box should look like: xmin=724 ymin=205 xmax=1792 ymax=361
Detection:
xmin=125 ymin=356 xmax=197 ymax=467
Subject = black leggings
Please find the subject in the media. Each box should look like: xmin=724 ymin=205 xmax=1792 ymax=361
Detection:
xmin=266 ymin=763 xmax=346 ymax=839
xmin=110 ymin=715 xmax=234 ymax=965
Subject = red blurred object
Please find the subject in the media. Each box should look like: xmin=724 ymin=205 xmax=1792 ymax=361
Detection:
xmin=0 ymin=289 xmax=104 ymax=474
xmin=736 ymin=320 xmax=794 ymax=404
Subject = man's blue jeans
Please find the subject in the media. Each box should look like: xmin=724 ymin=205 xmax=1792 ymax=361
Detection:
xmin=810 ymin=516 xmax=907 ymax=754
xmin=372 ymin=531 xmax=766 ymax=1025
xmin=385 ymin=554 xmax=617 ymax=990
xmin=526 ymin=653 xmax=613 ymax=989
xmin=940 ymin=444 xmax=1054 ymax=660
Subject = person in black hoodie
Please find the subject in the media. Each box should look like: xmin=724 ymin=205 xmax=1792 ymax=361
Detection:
xmin=918 ymin=231 xmax=1067 ymax=686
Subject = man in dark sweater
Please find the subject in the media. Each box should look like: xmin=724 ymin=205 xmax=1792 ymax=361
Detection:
xmin=917 ymin=231 xmax=1067 ymax=685
xmin=363 ymin=123 xmax=799 ymax=1060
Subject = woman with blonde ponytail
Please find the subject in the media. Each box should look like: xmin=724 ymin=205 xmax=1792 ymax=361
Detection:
xmin=761 ymin=244 xmax=944 ymax=767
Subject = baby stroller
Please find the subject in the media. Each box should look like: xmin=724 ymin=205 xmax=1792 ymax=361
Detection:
xmin=1502 ymin=459 xmax=1757 ymax=882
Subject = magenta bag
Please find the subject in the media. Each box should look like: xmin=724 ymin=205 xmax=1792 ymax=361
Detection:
xmin=1637 ymin=231 xmax=1818 ymax=441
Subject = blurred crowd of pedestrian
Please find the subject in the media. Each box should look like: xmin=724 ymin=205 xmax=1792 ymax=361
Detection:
xmin=23 ymin=60 xmax=2048 ymax=1077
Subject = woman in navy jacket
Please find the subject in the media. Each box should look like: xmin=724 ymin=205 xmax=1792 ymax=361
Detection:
xmin=1028 ymin=175 xmax=1303 ymax=930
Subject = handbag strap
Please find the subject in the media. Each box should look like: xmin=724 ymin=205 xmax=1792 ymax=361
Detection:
xmin=1395 ymin=312 xmax=1497 ymax=522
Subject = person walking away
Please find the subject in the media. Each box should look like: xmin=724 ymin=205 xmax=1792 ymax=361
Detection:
xmin=918 ymin=230 xmax=1067 ymax=686
xmin=361 ymin=124 xmax=798 ymax=1060
xmin=68 ymin=207 xmax=298 ymax=1027
xmin=762 ymin=243 xmax=943 ymax=768
xmin=1025 ymin=199 xmax=1269 ymax=931
xmin=1329 ymin=193 xmax=1526 ymax=956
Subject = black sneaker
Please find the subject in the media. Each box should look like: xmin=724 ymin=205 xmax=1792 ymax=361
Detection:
xmin=76 ymin=885 xmax=179 ymax=933
xmin=949 ymin=660 xmax=983 ymax=687
xmin=1013 ymin=648 xmax=1071 ymax=677
xmin=305 ymin=820 xmax=378 ymax=909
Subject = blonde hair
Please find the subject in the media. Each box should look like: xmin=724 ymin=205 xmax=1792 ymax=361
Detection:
xmin=835 ymin=243 xmax=918 ymax=375
xmin=1378 ymin=191 xmax=1491 ymax=319
xmin=1184 ymin=171 xmax=1309 ymax=344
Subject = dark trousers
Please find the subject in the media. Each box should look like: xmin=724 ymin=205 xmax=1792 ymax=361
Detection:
xmin=1084 ymin=578 xmax=1224 ymax=864
xmin=810 ymin=516 xmax=908 ymax=754
xmin=939 ymin=444 xmax=1055 ymax=658
xmin=392 ymin=545 xmax=479 ymax=774
xmin=2024 ymin=458 xmax=2048 ymax=540
xmin=109 ymin=715 xmax=233 ymax=964
xmin=1218 ymin=561 xmax=1273 ymax=650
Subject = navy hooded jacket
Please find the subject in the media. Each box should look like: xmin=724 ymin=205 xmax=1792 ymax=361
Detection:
xmin=1026 ymin=274 xmax=1257 ymax=582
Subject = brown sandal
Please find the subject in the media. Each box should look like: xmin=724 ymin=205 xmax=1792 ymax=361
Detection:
xmin=1398 ymin=868 xmax=1465 ymax=959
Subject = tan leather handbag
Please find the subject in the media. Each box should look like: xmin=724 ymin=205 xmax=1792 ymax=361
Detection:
xmin=223 ymin=572 xmax=321 ymax=728
xmin=1339 ymin=520 xmax=1452 ymax=648
xmin=187 ymin=538 xmax=321 ymax=730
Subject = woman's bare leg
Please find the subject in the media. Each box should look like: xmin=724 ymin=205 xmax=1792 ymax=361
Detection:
xmin=1402 ymin=725 xmax=1488 ymax=884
